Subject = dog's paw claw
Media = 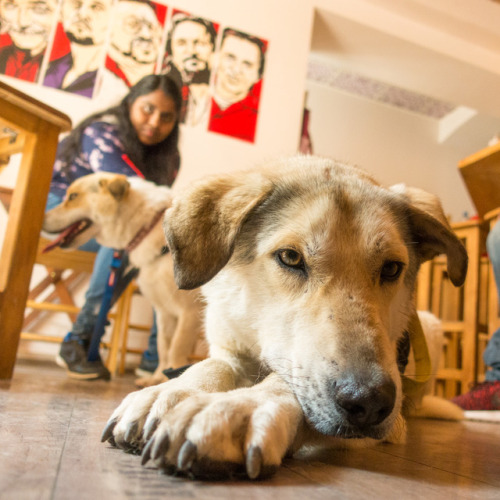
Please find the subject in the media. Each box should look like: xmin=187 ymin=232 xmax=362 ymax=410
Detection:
xmin=143 ymin=417 xmax=160 ymax=441
xmin=151 ymin=432 xmax=170 ymax=464
xmin=101 ymin=418 xmax=118 ymax=443
xmin=178 ymin=440 xmax=197 ymax=471
xmin=124 ymin=421 xmax=139 ymax=443
xmin=246 ymin=445 xmax=263 ymax=479
xmin=141 ymin=437 xmax=154 ymax=466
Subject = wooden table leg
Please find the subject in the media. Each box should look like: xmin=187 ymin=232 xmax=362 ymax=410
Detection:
xmin=0 ymin=125 xmax=60 ymax=379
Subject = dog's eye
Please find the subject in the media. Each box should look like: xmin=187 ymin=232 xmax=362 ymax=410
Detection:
xmin=380 ymin=261 xmax=403 ymax=283
xmin=277 ymin=249 xmax=304 ymax=270
xmin=68 ymin=192 xmax=78 ymax=201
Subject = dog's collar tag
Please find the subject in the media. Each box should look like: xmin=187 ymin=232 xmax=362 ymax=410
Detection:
xmin=401 ymin=312 xmax=432 ymax=396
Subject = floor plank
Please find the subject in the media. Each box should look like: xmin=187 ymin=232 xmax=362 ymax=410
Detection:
xmin=1 ymin=358 xmax=499 ymax=500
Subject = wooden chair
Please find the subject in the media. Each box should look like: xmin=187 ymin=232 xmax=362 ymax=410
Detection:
xmin=21 ymin=237 xmax=97 ymax=343
xmin=416 ymin=218 xmax=487 ymax=397
xmin=1 ymin=183 xmax=146 ymax=375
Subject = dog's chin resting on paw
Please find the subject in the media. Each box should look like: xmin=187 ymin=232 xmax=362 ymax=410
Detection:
xmin=100 ymin=155 xmax=467 ymax=480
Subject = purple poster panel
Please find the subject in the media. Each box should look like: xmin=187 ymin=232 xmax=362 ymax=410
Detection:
xmin=42 ymin=0 xmax=114 ymax=98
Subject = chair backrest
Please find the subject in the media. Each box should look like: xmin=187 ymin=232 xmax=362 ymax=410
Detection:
xmin=459 ymin=141 xmax=500 ymax=219
xmin=36 ymin=237 xmax=96 ymax=273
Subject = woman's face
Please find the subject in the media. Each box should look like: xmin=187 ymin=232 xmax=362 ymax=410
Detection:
xmin=129 ymin=89 xmax=178 ymax=145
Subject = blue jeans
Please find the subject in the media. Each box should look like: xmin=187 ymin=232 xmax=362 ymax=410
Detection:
xmin=46 ymin=192 xmax=158 ymax=361
xmin=484 ymin=221 xmax=500 ymax=382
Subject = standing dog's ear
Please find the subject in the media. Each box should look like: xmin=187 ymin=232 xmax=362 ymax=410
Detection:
xmin=97 ymin=175 xmax=130 ymax=201
xmin=164 ymin=172 xmax=274 ymax=290
xmin=106 ymin=176 xmax=130 ymax=201
xmin=390 ymin=184 xmax=468 ymax=287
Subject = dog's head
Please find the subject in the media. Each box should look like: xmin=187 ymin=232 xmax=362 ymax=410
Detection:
xmin=164 ymin=156 xmax=467 ymax=441
xmin=43 ymin=173 xmax=171 ymax=252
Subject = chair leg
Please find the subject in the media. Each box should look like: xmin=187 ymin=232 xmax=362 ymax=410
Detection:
xmin=119 ymin=283 xmax=135 ymax=375
xmin=105 ymin=281 xmax=136 ymax=376
xmin=105 ymin=295 xmax=126 ymax=376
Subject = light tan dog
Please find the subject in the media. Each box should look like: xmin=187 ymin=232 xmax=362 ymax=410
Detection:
xmin=101 ymin=156 xmax=467 ymax=480
xmin=43 ymin=173 xmax=203 ymax=387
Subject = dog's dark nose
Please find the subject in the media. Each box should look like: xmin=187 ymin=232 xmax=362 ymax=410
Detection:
xmin=334 ymin=376 xmax=396 ymax=427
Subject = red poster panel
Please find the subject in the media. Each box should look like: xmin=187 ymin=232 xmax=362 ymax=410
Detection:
xmin=0 ymin=0 xmax=58 ymax=82
xmin=208 ymin=28 xmax=268 ymax=143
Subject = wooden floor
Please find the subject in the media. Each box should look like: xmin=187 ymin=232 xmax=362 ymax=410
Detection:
xmin=1 ymin=358 xmax=499 ymax=500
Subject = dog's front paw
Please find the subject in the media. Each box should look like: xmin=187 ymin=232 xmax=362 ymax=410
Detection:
xmin=101 ymin=359 xmax=238 ymax=456
xmin=101 ymin=379 xmax=196 ymax=454
xmin=141 ymin=387 xmax=302 ymax=480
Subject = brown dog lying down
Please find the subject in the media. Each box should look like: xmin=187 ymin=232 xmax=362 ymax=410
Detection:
xmin=101 ymin=155 xmax=467 ymax=479
xmin=43 ymin=173 xmax=203 ymax=387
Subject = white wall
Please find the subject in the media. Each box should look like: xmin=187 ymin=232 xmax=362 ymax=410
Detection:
xmin=305 ymin=80 xmax=500 ymax=221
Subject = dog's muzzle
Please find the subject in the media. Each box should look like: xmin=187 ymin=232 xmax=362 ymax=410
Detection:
xmin=333 ymin=375 xmax=396 ymax=429
xmin=300 ymin=371 xmax=396 ymax=439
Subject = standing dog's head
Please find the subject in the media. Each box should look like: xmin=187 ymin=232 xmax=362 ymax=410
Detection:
xmin=163 ymin=156 xmax=467 ymax=441
xmin=43 ymin=173 xmax=172 ymax=251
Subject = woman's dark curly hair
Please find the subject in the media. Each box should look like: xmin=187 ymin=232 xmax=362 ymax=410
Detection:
xmin=58 ymin=74 xmax=182 ymax=186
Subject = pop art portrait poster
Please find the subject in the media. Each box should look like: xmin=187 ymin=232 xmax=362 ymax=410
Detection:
xmin=208 ymin=27 xmax=267 ymax=143
xmin=42 ymin=0 xmax=114 ymax=98
xmin=0 ymin=0 xmax=58 ymax=82
xmin=105 ymin=0 xmax=167 ymax=89
xmin=162 ymin=9 xmax=218 ymax=126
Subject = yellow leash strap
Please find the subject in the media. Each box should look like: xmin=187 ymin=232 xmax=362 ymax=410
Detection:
xmin=401 ymin=311 xmax=432 ymax=396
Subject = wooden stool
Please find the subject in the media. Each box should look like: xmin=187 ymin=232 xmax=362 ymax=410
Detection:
xmin=416 ymin=218 xmax=487 ymax=397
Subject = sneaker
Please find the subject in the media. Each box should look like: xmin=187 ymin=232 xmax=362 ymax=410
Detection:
xmin=134 ymin=355 xmax=158 ymax=378
xmin=56 ymin=339 xmax=111 ymax=381
xmin=451 ymin=381 xmax=500 ymax=410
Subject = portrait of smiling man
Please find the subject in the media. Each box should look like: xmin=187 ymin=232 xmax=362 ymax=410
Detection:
xmin=43 ymin=0 xmax=113 ymax=97
xmin=0 ymin=0 xmax=57 ymax=82
xmin=208 ymin=27 xmax=267 ymax=143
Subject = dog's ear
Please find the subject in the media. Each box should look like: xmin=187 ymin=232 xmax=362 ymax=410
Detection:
xmin=164 ymin=172 xmax=273 ymax=290
xmin=390 ymin=184 xmax=468 ymax=287
xmin=99 ymin=175 xmax=130 ymax=201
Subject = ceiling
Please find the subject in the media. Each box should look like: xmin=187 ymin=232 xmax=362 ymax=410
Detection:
xmin=308 ymin=0 xmax=500 ymax=122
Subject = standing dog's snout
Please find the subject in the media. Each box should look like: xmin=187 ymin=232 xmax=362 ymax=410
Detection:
xmin=334 ymin=375 xmax=396 ymax=428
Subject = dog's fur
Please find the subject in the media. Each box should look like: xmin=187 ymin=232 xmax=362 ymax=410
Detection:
xmin=100 ymin=156 xmax=468 ymax=480
xmin=43 ymin=173 xmax=203 ymax=387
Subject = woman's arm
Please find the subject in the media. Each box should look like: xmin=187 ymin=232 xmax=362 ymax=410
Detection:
xmin=82 ymin=122 xmax=142 ymax=178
